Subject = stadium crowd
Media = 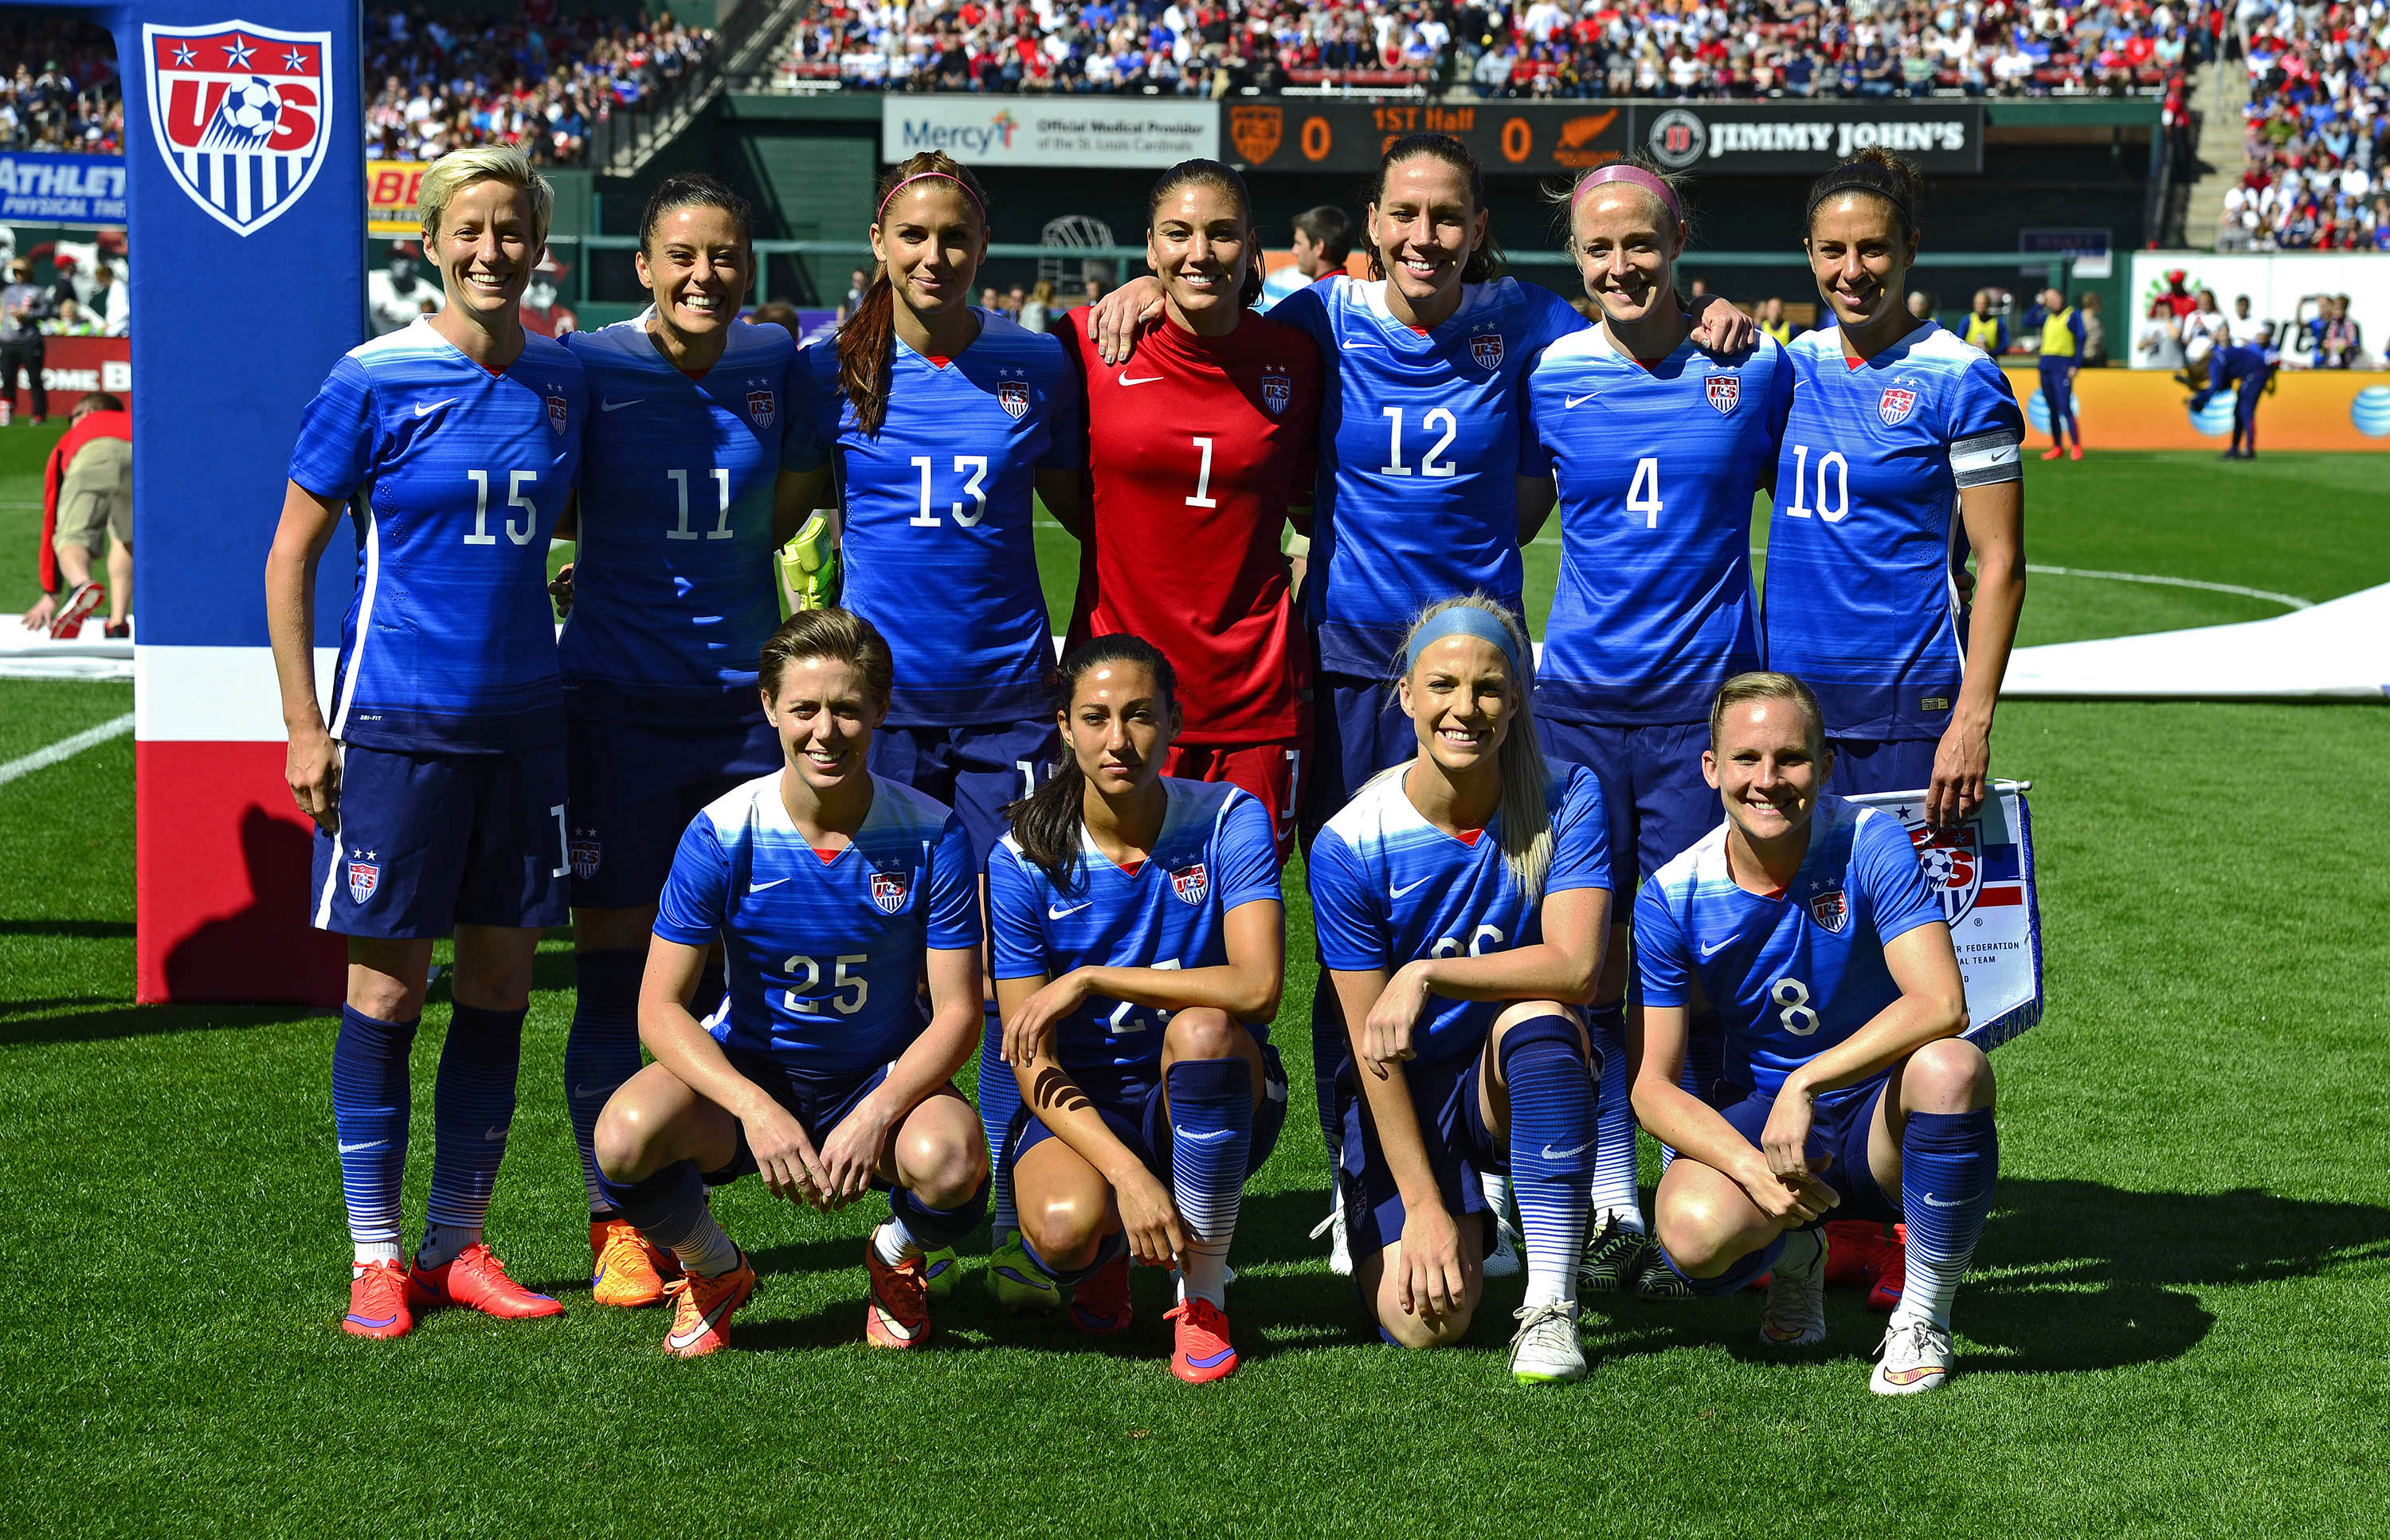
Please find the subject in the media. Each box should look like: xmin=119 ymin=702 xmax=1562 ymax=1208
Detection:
xmin=2220 ymin=0 xmax=2390 ymax=249
xmin=782 ymin=0 xmax=2212 ymax=97
xmin=362 ymin=4 xmax=714 ymax=167
xmin=0 ymin=18 xmax=123 ymax=154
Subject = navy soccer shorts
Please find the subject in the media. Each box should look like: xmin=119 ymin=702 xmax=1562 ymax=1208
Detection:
xmin=565 ymin=711 xmax=780 ymax=910
xmin=1002 ymin=1044 xmax=1290 ymax=1187
xmin=701 ymin=1045 xmax=906 ymax=1188
xmin=1538 ymin=717 xmax=1717 ymax=891
xmin=1303 ymin=670 xmax=1414 ymax=847
xmin=1825 ymin=736 xmax=1941 ymax=798
xmin=1335 ymin=1048 xmax=1503 ymax=1266
xmin=310 ymin=740 xmax=570 ymax=938
xmin=868 ymin=716 xmax=1062 ymax=868
xmin=1708 ymin=1073 xmax=1902 ymax=1225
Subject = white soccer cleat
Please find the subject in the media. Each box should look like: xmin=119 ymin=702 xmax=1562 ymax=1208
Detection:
xmin=1760 ymin=1228 xmax=1828 ymax=1348
xmin=1871 ymin=1319 xmax=1954 ymax=1395
xmin=1483 ymin=1209 xmax=1522 ymax=1279
xmin=1310 ymin=1189 xmax=1353 ymax=1276
xmin=1508 ymin=1299 xmax=1586 ymax=1385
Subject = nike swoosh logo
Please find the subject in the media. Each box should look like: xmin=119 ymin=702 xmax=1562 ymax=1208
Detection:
xmin=413 ymin=398 xmax=458 ymax=417
xmin=335 ymin=1139 xmax=386 ymax=1154
xmin=573 ymin=1083 xmax=609 ymax=1100
xmin=1917 ymin=1191 xmax=1964 ymax=1209
xmin=1341 ymin=340 xmax=1384 ymax=351
xmin=1541 ymin=1140 xmax=1592 ymax=1160
xmin=1698 ymin=938 xmax=1732 ymax=958
xmin=600 ymin=398 xmax=643 ymax=412
xmin=1118 ymin=373 xmax=1165 ymax=386
xmin=668 ymin=1292 xmax=741 ymax=1351
xmin=1389 ymin=876 xmax=1432 ymax=899
xmin=1978 ymin=445 xmax=2020 ymax=464
xmin=1185 ymin=1344 xmax=1236 ymax=1369
xmin=1048 ymin=902 xmax=1092 ymax=919
xmin=1178 ymin=1127 xmax=1235 ymax=1142
xmin=870 ymin=1303 xmax=923 ymax=1341
xmin=750 ymin=877 xmax=790 ymax=892
xmin=1565 ymin=393 xmax=1598 ymax=408
xmin=484 ymin=1124 xmax=511 ymax=1142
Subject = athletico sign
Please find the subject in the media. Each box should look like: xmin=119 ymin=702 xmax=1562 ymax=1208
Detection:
xmin=0 ymin=151 xmax=127 ymax=225
xmin=882 ymin=96 xmax=1217 ymax=167
xmin=1226 ymin=100 xmax=1628 ymax=174
xmin=1631 ymin=103 xmax=1983 ymax=174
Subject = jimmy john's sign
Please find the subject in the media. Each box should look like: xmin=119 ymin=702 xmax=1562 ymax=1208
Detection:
xmin=1632 ymin=103 xmax=1984 ymax=174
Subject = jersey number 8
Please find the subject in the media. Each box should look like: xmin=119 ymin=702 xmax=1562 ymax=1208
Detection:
xmin=1769 ymin=976 xmax=1820 ymax=1036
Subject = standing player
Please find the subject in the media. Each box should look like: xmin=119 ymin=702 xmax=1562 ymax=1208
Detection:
xmin=2033 ymin=286 xmax=2085 ymax=461
xmin=1057 ymin=158 xmax=1322 ymax=860
xmin=265 ymin=147 xmax=582 ymax=1338
xmin=989 ymin=636 xmax=1287 ymax=1381
xmin=1632 ymin=673 xmax=1999 ymax=1394
xmin=553 ymin=173 xmax=825 ymax=1308
xmin=784 ymin=151 xmax=1085 ymax=1309
xmin=593 ymin=611 xmax=988 ymax=1356
xmin=1766 ymin=149 xmax=2026 ymax=829
xmin=1520 ymin=161 xmax=1792 ymax=1299
xmin=1310 ymin=598 xmax=1611 ymax=1385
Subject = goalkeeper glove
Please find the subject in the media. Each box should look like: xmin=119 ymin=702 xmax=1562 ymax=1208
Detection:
xmin=776 ymin=511 xmax=840 ymax=613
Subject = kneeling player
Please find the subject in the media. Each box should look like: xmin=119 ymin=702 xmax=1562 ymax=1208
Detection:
xmin=592 ymin=610 xmax=989 ymax=1358
xmin=1632 ymin=672 xmax=1999 ymax=1395
xmin=990 ymin=636 xmax=1287 ymax=1382
xmin=1309 ymin=597 xmax=1612 ymax=1385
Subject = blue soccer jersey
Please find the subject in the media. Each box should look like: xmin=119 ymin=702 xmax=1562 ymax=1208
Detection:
xmin=288 ymin=317 xmax=586 ymax=752
xmin=786 ymin=312 xmax=1083 ymax=727
xmin=558 ymin=315 xmax=807 ymax=723
xmin=653 ymin=771 xmax=982 ymax=1072
xmin=1308 ymin=762 xmax=1612 ymax=1066
xmin=987 ymin=778 xmax=1282 ymax=1088
xmin=1524 ymin=327 xmax=1792 ymax=725
xmin=1636 ymin=795 xmax=1944 ymax=1109
xmin=1271 ymin=276 xmax=1585 ymax=677
xmin=1764 ymin=323 xmax=2024 ymax=740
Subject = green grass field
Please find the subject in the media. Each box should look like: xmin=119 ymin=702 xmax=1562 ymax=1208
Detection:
xmin=3 ymin=425 xmax=2388 ymax=1534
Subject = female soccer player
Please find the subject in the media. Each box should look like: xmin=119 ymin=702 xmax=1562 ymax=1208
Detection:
xmin=1632 ymin=672 xmax=1998 ymax=1395
xmin=1309 ymin=597 xmax=1612 ymax=1385
xmin=1520 ymin=160 xmax=1793 ymax=1300
xmin=783 ymin=151 xmax=1084 ymax=1308
xmin=989 ymin=635 xmax=1287 ymax=1381
xmin=1056 ymin=158 xmax=1322 ymax=859
xmin=554 ymin=173 xmax=825 ymax=1307
xmin=267 ymin=146 xmax=582 ymax=1338
xmin=1766 ymin=149 xmax=2025 ymax=828
xmin=591 ymin=609 xmax=989 ymax=1358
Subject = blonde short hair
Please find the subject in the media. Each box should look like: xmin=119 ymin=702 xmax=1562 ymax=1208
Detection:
xmin=419 ymin=145 xmax=553 ymax=252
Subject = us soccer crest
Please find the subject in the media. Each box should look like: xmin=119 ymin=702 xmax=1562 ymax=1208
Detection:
xmin=347 ymin=857 xmax=379 ymax=906
xmin=1850 ymin=784 xmax=2044 ymax=1051
xmin=1907 ymin=822 xmax=1982 ymax=924
xmin=997 ymin=380 xmax=1030 ymax=420
xmin=1261 ymin=368 xmax=1291 ymax=415
xmin=746 ymin=386 xmax=776 ymax=430
xmin=1706 ymin=374 xmax=1739 ymax=415
xmin=143 ymin=22 xmax=332 ymax=238
xmin=569 ymin=831 xmax=601 ymax=881
xmin=870 ymin=870 xmax=910 ymax=914
xmin=1806 ymin=885 xmax=1848 ymax=933
xmin=1170 ymin=862 xmax=1209 ymax=905
xmin=1470 ymin=331 xmax=1505 ymax=370
xmin=1879 ymin=382 xmax=1920 ymax=426
xmin=546 ymin=386 xmax=569 ymax=434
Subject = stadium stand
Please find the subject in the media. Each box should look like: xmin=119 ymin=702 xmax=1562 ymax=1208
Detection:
xmin=2217 ymin=2 xmax=2389 ymax=251
xmin=772 ymin=0 xmax=2212 ymax=98
xmin=0 ymin=18 xmax=123 ymax=154
xmin=362 ymin=6 xmax=715 ymax=167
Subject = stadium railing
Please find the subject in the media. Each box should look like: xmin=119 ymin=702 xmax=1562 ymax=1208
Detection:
xmin=585 ymin=3 xmax=774 ymax=171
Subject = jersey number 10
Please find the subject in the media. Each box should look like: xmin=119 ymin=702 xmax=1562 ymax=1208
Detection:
xmin=1780 ymin=446 xmax=1851 ymax=523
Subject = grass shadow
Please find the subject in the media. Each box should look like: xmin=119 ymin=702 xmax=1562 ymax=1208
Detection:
xmin=0 ymin=997 xmax=328 ymax=1048
xmin=0 ymin=918 xmax=135 ymax=938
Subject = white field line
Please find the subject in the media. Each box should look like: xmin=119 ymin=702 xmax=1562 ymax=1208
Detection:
xmin=0 ymin=711 xmax=133 ymax=787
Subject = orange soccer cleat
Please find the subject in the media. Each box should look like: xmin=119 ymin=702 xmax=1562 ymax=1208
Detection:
xmin=662 ymin=1254 xmax=758 ymax=1359
xmin=2038 ymin=445 xmax=2066 ymax=460
xmin=407 ymin=1243 xmax=566 ymax=1320
xmin=343 ymin=1260 xmax=414 ymax=1340
xmin=1165 ymin=1297 xmax=1238 ymax=1383
xmin=2068 ymin=443 xmax=2083 ymax=460
xmin=864 ymin=1246 xmax=933 ymax=1350
xmin=1068 ymin=1252 xmax=1134 ymax=1334
xmin=590 ymin=1217 xmax=680 ymax=1308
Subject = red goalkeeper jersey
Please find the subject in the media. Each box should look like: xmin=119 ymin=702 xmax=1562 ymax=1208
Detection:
xmin=1059 ymin=310 xmax=1322 ymax=743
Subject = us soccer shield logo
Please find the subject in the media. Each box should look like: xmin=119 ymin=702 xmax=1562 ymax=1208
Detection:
xmin=1261 ymin=370 xmax=1291 ymax=415
xmin=143 ymin=22 xmax=332 ymax=237
xmin=569 ymin=833 xmax=601 ymax=881
xmin=347 ymin=859 xmax=379 ymax=906
xmin=997 ymin=380 xmax=1030 ymax=420
xmin=1470 ymin=332 xmax=1504 ymax=370
xmin=1879 ymin=385 xmax=1919 ymax=426
xmin=1906 ymin=822 xmax=1982 ymax=924
xmin=1170 ymin=862 xmax=1209 ymax=905
xmin=746 ymin=387 xmax=776 ymax=429
xmin=1706 ymin=374 xmax=1739 ymax=415
xmin=871 ymin=870 xmax=910 ymax=914
xmin=546 ymin=387 xmax=569 ymax=435
xmin=1807 ymin=886 xmax=1849 ymax=934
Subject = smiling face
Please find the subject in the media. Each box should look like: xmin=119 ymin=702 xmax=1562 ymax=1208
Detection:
xmin=1149 ymin=179 xmax=1252 ymax=335
xmin=872 ymin=181 xmax=987 ymax=327
xmin=1061 ymin=659 xmax=1180 ymax=800
xmin=1804 ymin=192 xmax=1915 ymax=335
xmin=637 ymin=202 xmax=750 ymax=343
xmin=1704 ymin=696 xmax=1831 ymax=848
xmin=765 ymin=656 xmax=887 ymax=798
xmin=1571 ymin=183 xmax=1683 ymax=332
xmin=1368 ymin=154 xmax=1486 ymax=318
xmin=429 ymin=177 xmax=538 ymax=320
xmin=1398 ymin=633 xmax=1515 ymax=778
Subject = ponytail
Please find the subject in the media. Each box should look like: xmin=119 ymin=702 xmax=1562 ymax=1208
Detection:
xmin=1002 ymin=633 xmax=1180 ymax=889
xmin=836 ymin=151 xmax=990 ymax=439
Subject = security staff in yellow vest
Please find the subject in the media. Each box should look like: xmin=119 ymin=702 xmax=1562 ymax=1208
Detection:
xmin=2035 ymin=287 xmax=2086 ymax=460
xmin=1962 ymin=288 xmax=2008 ymax=355
xmin=1757 ymin=295 xmax=1798 ymax=346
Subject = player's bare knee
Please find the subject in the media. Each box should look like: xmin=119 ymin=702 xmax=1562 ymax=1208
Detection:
xmin=1022 ymin=1195 xmax=1103 ymax=1272
xmin=1163 ymin=1007 xmax=1240 ymax=1061
xmin=593 ymin=1098 xmax=653 ymax=1183
xmin=902 ymin=1117 xmax=987 ymax=1209
xmin=1905 ymin=1036 xmax=1994 ymax=1111
xmin=1655 ymin=1197 xmax=1735 ymax=1277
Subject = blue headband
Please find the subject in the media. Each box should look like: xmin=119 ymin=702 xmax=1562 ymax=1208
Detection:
xmin=1405 ymin=607 xmax=1524 ymax=677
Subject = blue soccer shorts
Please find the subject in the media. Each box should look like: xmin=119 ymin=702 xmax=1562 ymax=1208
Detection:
xmin=700 ymin=1045 xmax=902 ymax=1187
xmin=1825 ymin=737 xmax=1941 ymax=799
xmin=1708 ymin=1073 xmax=1902 ymax=1225
xmin=1303 ymin=671 xmax=1414 ymax=848
xmin=1334 ymin=1048 xmax=1502 ymax=1266
xmin=1002 ymin=1044 xmax=1290 ymax=1187
xmin=565 ymin=711 xmax=781 ymax=910
xmin=310 ymin=740 xmax=570 ymax=938
xmin=1537 ymin=716 xmax=1717 ymax=891
xmin=868 ymin=716 xmax=1062 ymax=868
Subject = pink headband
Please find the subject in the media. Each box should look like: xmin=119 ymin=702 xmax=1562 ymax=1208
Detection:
xmin=1573 ymin=163 xmax=1683 ymax=226
xmin=877 ymin=170 xmax=985 ymax=223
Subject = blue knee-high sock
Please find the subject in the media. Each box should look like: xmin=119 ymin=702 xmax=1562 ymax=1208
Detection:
xmin=419 ymin=1001 xmax=527 ymax=1267
xmin=1310 ymin=966 xmax=1346 ymax=1158
xmin=1499 ymin=1015 xmax=1597 ymax=1307
xmin=1586 ymin=1005 xmax=1641 ymax=1232
xmin=598 ymin=1158 xmax=739 ymax=1277
xmin=1020 ymin=1225 xmax=1125 ymax=1289
xmin=565 ymin=950 xmax=644 ymax=1219
xmin=332 ymin=1005 xmax=419 ymax=1267
xmin=1167 ymin=1056 xmax=1254 ymax=1307
xmin=978 ymin=1005 xmax=1022 ymax=1238
xmin=1894 ymin=1107 xmax=1999 ymax=1332
xmin=891 ymin=1171 xmax=992 ymax=1252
